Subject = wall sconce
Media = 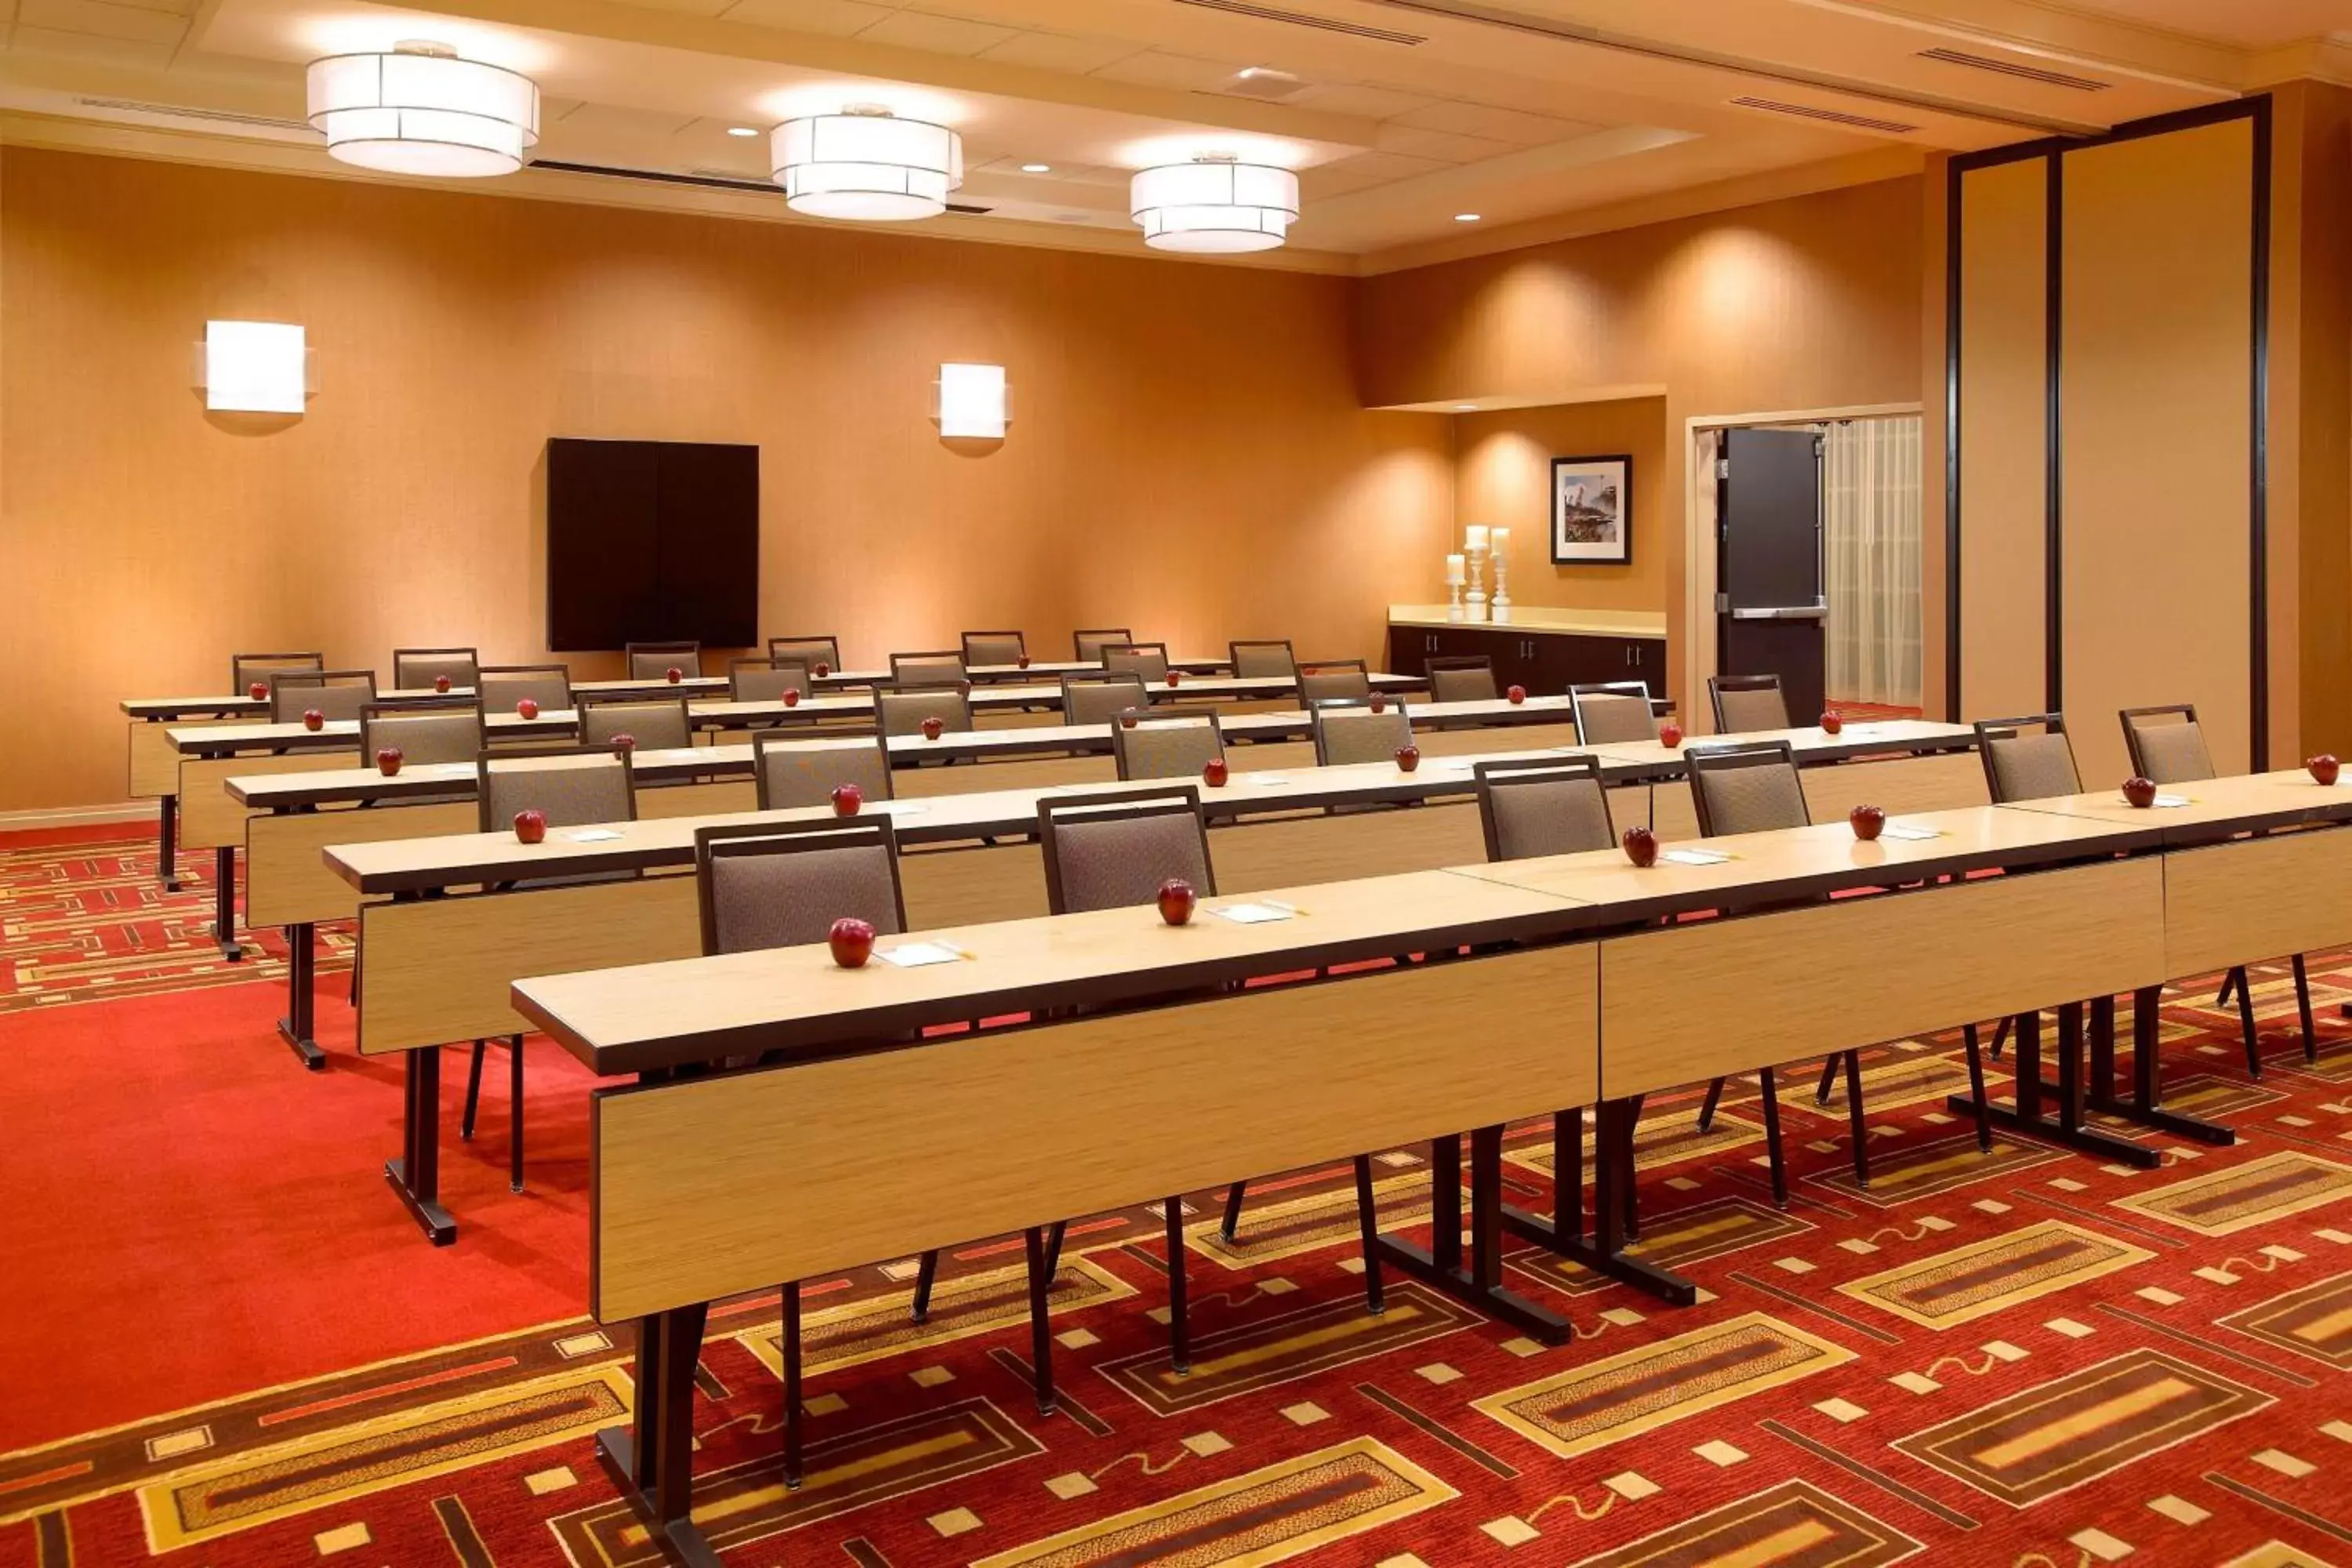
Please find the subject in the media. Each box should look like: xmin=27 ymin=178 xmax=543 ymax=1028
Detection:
xmin=934 ymin=362 xmax=1008 ymax=439
xmin=194 ymin=321 xmax=314 ymax=414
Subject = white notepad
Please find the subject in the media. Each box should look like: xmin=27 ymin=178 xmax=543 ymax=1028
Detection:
xmin=1247 ymin=775 xmax=1290 ymax=786
xmin=1661 ymin=848 xmax=1732 ymax=866
xmin=1213 ymin=902 xmax=1295 ymax=924
xmin=2153 ymin=793 xmax=2192 ymax=808
xmin=878 ymin=941 xmax=965 ymax=967
xmin=563 ymin=829 xmax=623 ymax=844
xmin=1879 ymin=823 xmax=1944 ymax=841
xmin=877 ymin=801 xmax=927 ymax=816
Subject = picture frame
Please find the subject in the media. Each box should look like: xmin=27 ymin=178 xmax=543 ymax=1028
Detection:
xmin=1552 ymin=454 xmax=1632 ymax=565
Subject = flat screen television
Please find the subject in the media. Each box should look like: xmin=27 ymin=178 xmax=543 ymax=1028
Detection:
xmin=546 ymin=437 xmax=759 ymax=652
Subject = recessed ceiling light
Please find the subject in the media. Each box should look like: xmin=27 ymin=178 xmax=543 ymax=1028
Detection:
xmin=726 ymin=125 xmax=758 ymax=137
xmin=1022 ymin=162 xmax=1051 ymax=173
xmin=1454 ymin=212 xmax=1482 ymax=223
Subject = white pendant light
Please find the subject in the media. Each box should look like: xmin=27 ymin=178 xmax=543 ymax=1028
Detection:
xmin=307 ymin=42 xmax=539 ymax=178
xmin=771 ymin=107 xmax=963 ymax=221
xmin=1130 ymin=154 xmax=1299 ymax=253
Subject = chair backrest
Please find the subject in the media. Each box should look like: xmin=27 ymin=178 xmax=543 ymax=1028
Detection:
xmin=1312 ymin=699 xmax=1415 ymax=766
xmin=1112 ymin=708 xmax=1225 ymax=780
xmin=753 ymin=734 xmax=895 ymax=810
xmin=477 ymin=746 xmax=636 ymax=832
xmin=695 ymin=819 xmax=907 ymax=955
xmin=1062 ymin=673 xmax=1150 ymax=728
xmin=1974 ymin=714 xmax=2082 ymax=803
xmin=626 ymin=641 xmax=702 ymax=681
xmin=1570 ymin=682 xmax=1655 ymax=744
xmin=729 ymin=657 xmax=811 ymax=704
xmin=1708 ymin=673 xmax=1791 ymax=735
xmin=392 ymin=647 xmax=479 ymax=691
xmin=891 ymin=650 xmax=970 ymax=688
xmin=2119 ymin=705 xmax=2216 ymax=786
xmin=1229 ymin=639 xmax=1298 ymax=681
xmin=876 ymin=687 xmax=974 ymax=738
xmin=1073 ymin=627 xmax=1134 ymax=662
xmin=769 ymin=635 xmax=841 ymax=673
xmin=271 ymin=670 xmax=377 ymax=724
xmin=1102 ymin=642 xmax=1171 ymax=684
xmin=1038 ymin=788 xmax=1216 ymax=913
xmin=1427 ymin=655 xmax=1497 ymax=705
xmin=480 ymin=664 xmax=573 ymax=714
xmin=1475 ymin=755 xmax=1615 ymax=861
xmin=1686 ymin=740 xmax=1810 ymax=836
xmin=579 ymin=695 xmax=691 ymax=751
xmin=1298 ymin=660 xmax=1371 ymax=706
xmin=361 ymin=702 xmax=484 ymax=766
xmin=232 ymin=652 xmax=323 ymax=695
xmin=961 ymin=630 xmax=1026 ymax=667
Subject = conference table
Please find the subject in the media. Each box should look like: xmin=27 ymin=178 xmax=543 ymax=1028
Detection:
xmin=510 ymin=779 xmax=2342 ymax=1567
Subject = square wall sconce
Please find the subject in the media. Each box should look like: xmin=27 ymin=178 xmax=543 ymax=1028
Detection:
xmin=935 ymin=362 xmax=1008 ymax=439
xmin=195 ymin=321 xmax=314 ymax=414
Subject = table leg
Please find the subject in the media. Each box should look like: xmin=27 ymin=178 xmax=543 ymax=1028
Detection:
xmin=1503 ymin=1098 xmax=1697 ymax=1308
xmin=1375 ymin=1124 xmax=1573 ymax=1342
xmin=385 ymin=1047 xmax=456 ymax=1244
xmin=213 ymin=846 xmax=241 ymax=960
xmin=276 ymin=922 xmax=325 ymax=1069
xmin=1950 ymin=1006 xmax=2161 ymax=1166
xmin=2086 ymin=984 xmax=2235 ymax=1145
xmin=157 ymin=794 xmax=180 ymax=892
xmin=594 ymin=1305 xmax=720 ymax=1568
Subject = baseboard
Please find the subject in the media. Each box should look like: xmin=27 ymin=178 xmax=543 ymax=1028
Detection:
xmin=0 ymin=800 xmax=154 ymax=832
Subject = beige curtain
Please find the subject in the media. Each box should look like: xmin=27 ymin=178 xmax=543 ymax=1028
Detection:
xmin=1822 ymin=416 xmax=1922 ymax=707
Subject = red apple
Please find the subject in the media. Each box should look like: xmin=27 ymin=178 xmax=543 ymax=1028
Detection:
xmin=1849 ymin=804 xmax=1886 ymax=841
xmin=665 ymin=666 xmax=683 ymax=685
xmin=301 ymin=709 xmax=325 ymax=733
xmin=1506 ymin=684 xmax=1526 ymax=706
xmin=513 ymin=808 xmax=546 ymax=844
xmin=434 ymin=675 xmax=452 ymax=694
xmin=2122 ymin=775 xmax=2158 ymax=808
xmin=814 ymin=661 xmax=831 ymax=678
xmin=829 ymin=916 xmax=875 ymax=968
xmin=921 ymin=715 xmax=946 ymax=741
xmin=1370 ymin=692 xmax=1388 ymax=714
xmin=1395 ymin=743 xmax=1421 ymax=773
xmin=2309 ymin=754 xmax=2340 ymax=786
xmin=1203 ymin=757 xmax=1229 ymax=787
xmin=831 ymin=782 xmax=862 ymax=817
xmin=1621 ymin=825 xmax=1659 ymax=867
xmin=516 ymin=698 xmax=540 ymax=720
xmin=1018 ymin=655 xmax=1032 ymax=670
xmin=1659 ymin=721 xmax=1683 ymax=750
xmin=782 ymin=687 xmax=802 ymax=707
xmin=610 ymin=733 xmax=636 ymax=753
xmin=1156 ymin=877 xmax=1196 ymax=926
xmin=376 ymin=746 xmax=404 ymax=776
xmin=247 ymin=681 xmax=269 ymax=701
xmin=1120 ymin=712 xmax=1140 ymax=729
xmin=1820 ymin=710 xmax=1843 ymax=735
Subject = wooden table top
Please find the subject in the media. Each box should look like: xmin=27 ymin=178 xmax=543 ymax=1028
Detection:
xmin=1996 ymin=769 xmax=2352 ymax=838
xmin=513 ymin=868 xmax=1595 ymax=1074
xmin=169 ymin=710 xmax=580 ymax=756
xmin=317 ymin=742 xmax=1646 ymax=892
xmin=1584 ymin=719 xmax=1978 ymax=773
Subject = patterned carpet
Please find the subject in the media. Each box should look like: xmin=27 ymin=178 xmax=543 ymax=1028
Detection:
xmin=3 ymin=833 xmax=2352 ymax=1566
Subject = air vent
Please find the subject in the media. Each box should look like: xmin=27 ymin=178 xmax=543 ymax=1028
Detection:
xmin=1728 ymin=96 xmax=1918 ymax=134
xmin=1173 ymin=0 xmax=1424 ymax=46
xmin=531 ymin=159 xmax=991 ymax=213
xmin=1225 ymin=67 xmax=1310 ymax=101
xmin=75 ymin=96 xmax=310 ymax=132
xmin=1917 ymin=48 xmax=2109 ymax=91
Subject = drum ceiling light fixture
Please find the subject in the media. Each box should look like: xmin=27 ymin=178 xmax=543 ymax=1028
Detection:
xmin=771 ymin=106 xmax=963 ymax=220
xmin=307 ymin=41 xmax=539 ymax=177
xmin=1129 ymin=154 xmax=1300 ymax=253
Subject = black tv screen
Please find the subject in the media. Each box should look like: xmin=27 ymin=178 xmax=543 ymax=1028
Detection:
xmin=546 ymin=438 xmax=758 ymax=652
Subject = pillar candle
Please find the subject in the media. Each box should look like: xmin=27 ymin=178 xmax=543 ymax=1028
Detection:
xmin=1465 ymin=525 xmax=1490 ymax=551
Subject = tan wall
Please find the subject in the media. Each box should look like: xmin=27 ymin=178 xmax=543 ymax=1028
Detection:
xmin=1450 ymin=397 xmax=1668 ymax=615
xmin=1357 ymin=176 xmax=1926 ymax=717
xmin=0 ymin=147 xmax=1452 ymax=814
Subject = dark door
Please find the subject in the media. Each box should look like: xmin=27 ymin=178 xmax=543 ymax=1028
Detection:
xmin=1716 ymin=427 xmax=1826 ymax=724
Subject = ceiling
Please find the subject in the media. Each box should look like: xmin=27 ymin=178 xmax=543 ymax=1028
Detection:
xmin=0 ymin=0 xmax=2340 ymax=270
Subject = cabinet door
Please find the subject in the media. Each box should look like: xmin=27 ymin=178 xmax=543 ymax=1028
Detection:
xmin=1386 ymin=626 xmax=1428 ymax=678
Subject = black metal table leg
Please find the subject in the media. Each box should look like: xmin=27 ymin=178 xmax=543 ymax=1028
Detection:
xmin=276 ymin=922 xmax=325 ymax=1069
xmin=158 ymin=794 xmax=180 ymax=892
xmin=1950 ymin=1006 xmax=2162 ymax=1165
xmin=1502 ymin=1099 xmax=1697 ymax=1308
xmin=385 ymin=1047 xmax=456 ymax=1243
xmin=595 ymin=1305 xmax=720 ymax=1568
xmin=1375 ymin=1125 xmax=1574 ymax=1341
xmin=2086 ymin=985 xmax=2235 ymax=1145
xmin=213 ymin=846 xmax=241 ymax=960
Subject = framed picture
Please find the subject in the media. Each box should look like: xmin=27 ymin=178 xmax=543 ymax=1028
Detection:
xmin=1552 ymin=455 xmax=1632 ymax=565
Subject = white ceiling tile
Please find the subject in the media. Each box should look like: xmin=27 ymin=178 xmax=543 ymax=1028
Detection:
xmin=8 ymin=22 xmax=175 ymax=64
xmin=1283 ymin=82 xmax=1442 ymax=120
xmin=976 ymin=30 xmax=1141 ymax=74
xmin=550 ymin=102 xmax=705 ymax=136
xmin=1370 ymin=124 xmax=1517 ymax=162
xmin=855 ymin=9 xmax=1022 ymax=56
xmin=612 ymin=0 xmax=734 ymax=14
xmin=1086 ymin=49 xmax=1243 ymax=92
xmin=717 ymin=0 xmax=895 ymax=37
xmin=1392 ymin=100 xmax=1599 ymax=145
xmin=19 ymin=0 xmax=186 ymax=45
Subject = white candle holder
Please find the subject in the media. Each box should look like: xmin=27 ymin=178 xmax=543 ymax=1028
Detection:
xmin=1465 ymin=544 xmax=1490 ymax=622
xmin=1447 ymin=580 xmax=1465 ymax=622
xmin=1491 ymin=545 xmax=1512 ymax=624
